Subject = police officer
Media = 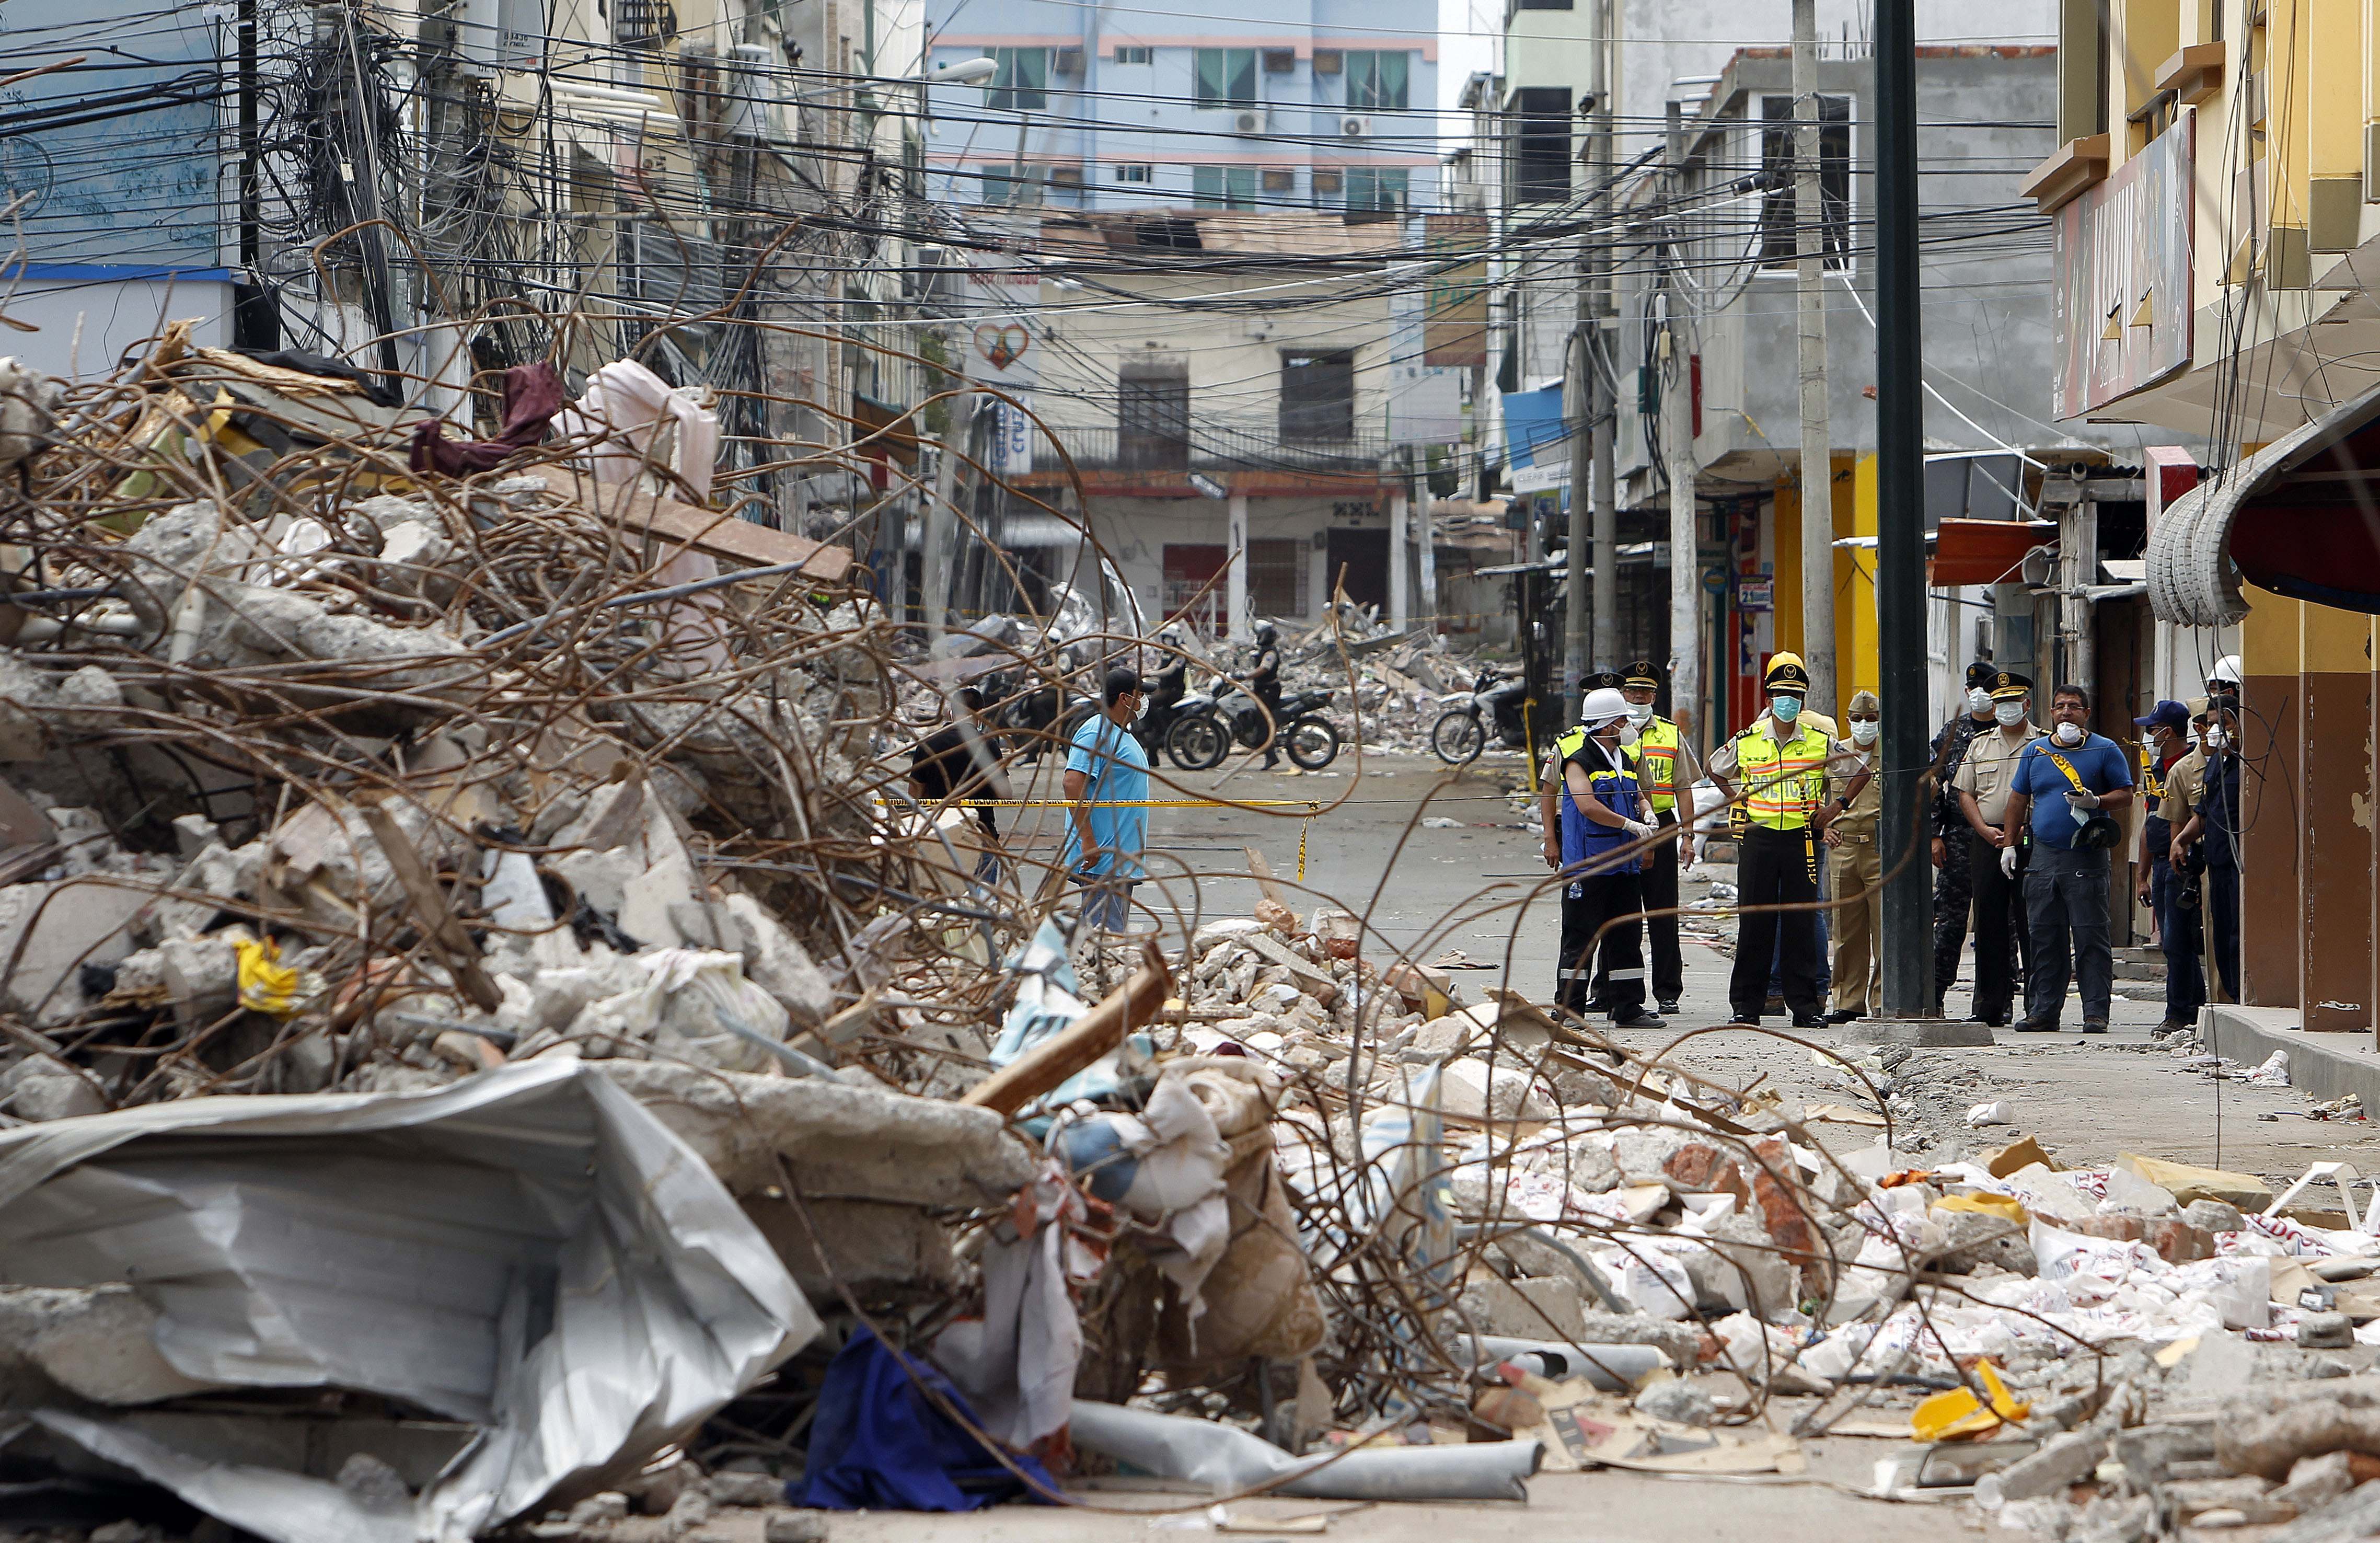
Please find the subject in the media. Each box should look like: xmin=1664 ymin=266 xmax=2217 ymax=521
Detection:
xmin=2131 ymin=698 xmax=2203 ymax=1034
xmin=1245 ymin=620 xmax=1284 ymax=768
xmin=1542 ymin=669 xmax=1627 ymax=1013
xmin=1931 ymin=661 xmax=2002 ymax=1010
xmin=2173 ymin=701 xmax=2242 ymax=1003
xmin=1552 ymin=685 xmax=1664 ymax=1028
xmin=1952 ymin=670 xmax=2044 ymax=1025
xmin=1822 ymin=690 xmax=1884 ymax=1022
xmin=1615 ymin=660 xmax=1700 ymax=1015
xmin=1708 ymin=653 xmax=1835 ymax=1027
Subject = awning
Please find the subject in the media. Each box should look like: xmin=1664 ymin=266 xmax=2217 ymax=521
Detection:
xmin=850 ymin=391 xmax=920 ymax=467
xmin=1928 ymin=518 xmax=2055 ymax=588
xmin=2149 ymin=380 xmax=2380 ymax=624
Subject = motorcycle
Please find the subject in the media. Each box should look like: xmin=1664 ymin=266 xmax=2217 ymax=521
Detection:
xmin=1133 ymin=655 xmax=1193 ymax=764
xmin=1166 ymin=675 xmax=1341 ymax=771
xmin=984 ymin=667 xmax=1098 ymax=765
xmin=1430 ymin=665 xmax=1532 ymax=765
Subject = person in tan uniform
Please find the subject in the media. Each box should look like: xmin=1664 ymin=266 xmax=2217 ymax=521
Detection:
xmin=1951 ymin=670 xmax=2045 ymax=1026
xmin=1822 ymin=690 xmax=1884 ymax=1021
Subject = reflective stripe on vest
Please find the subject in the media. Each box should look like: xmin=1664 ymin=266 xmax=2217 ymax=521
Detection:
xmin=1625 ymin=717 xmax=1682 ymax=812
xmin=1732 ymin=722 xmax=1830 ymax=829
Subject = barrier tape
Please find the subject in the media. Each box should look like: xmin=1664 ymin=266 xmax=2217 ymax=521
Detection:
xmin=883 ymin=797 xmax=1323 ymax=880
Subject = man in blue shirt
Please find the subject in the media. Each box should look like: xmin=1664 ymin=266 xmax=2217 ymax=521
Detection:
xmin=1064 ymin=667 xmax=1151 ymax=933
xmin=2002 ymin=683 xmax=2134 ymax=1033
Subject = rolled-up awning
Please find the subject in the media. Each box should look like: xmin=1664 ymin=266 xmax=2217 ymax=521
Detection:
xmin=2148 ymin=380 xmax=2380 ymax=624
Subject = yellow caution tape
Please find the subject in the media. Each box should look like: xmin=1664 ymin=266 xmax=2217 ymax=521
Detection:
xmin=234 ymin=936 xmax=304 ymax=1017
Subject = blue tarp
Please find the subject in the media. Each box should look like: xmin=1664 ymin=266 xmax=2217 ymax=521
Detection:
xmin=791 ymin=1328 xmax=1056 ymax=1512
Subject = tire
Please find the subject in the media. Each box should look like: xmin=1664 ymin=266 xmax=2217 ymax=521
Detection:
xmin=1167 ymin=711 xmax=1230 ymax=770
xmin=1284 ymin=716 xmax=1339 ymax=770
xmin=1431 ymin=709 xmax=1486 ymax=766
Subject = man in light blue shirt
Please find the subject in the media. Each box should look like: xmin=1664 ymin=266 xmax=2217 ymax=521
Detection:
xmin=1064 ymin=667 xmax=1150 ymax=932
xmin=2003 ymin=682 xmax=2134 ymax=1033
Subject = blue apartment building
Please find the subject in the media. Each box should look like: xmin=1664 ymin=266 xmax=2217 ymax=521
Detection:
xmin=922 ymin=0 xmax=1439 ymax=213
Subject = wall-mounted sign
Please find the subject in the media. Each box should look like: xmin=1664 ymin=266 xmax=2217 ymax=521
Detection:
xmin=1737 ymin=577 xmax=1773 ymax=613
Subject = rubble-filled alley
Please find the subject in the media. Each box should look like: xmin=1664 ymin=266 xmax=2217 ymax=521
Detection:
xmin=0 ymin=333 xmax=2377 ymax=1543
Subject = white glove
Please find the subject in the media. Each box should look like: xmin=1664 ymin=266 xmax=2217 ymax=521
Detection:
xmin=2001 ymin=845 xmax=2019 ymax=877
xmin=2065 ymin=789 xmax=2103 ymax=810
xmin=1622 ymin=819 xmax=1659 ymax=842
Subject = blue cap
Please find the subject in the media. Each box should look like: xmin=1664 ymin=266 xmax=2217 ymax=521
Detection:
xmin=2133 ymin=699 xmax=2189 ymax=732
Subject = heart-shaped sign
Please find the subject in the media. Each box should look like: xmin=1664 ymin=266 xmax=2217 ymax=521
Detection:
xmin=974 ymin=321 xmax=1030 ymax=371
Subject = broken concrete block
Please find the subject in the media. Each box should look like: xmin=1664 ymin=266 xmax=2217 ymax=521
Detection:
xmin=2216 ymin=1377 xmax=2380 ymax=1480
xmin=742 ymin=1197 xmax=961 ymax=1306
xmin=7 ymin=1062 xmax=102 ymax=1122
xmin=0 ymin=1284 xmax=219 ymax=1404
xmin=2115 ymin=1152 xmax=2273 ymax=1211
xmin=762 ymin=1512 xmax=830 ymax=1543
xmin=1976 ymin=1427 xmax=2111 ymax=1509
xmin=2159 ymin=1474 xmax=2292 ymax=1526
xmin=2301 ymin=1312 xmax=2356 ymax=1350
xmin=1932 ymin=1207 xmax=2038 ymax=1276
xmin=1437 ymin=1057 xmax=1554 ymax=1122
xmin=708 ymin=1472 xmax=784 ymax=1509
xmin=1633 ymin=1376 xmax=1716 ymax=1426
xmin=2185 ymin=1198 xmax=2246 ymax=1234
xmin=0 ymin=880 xmax=148 ymax=1026
xmin=335 ymin=1453 xmax=412 ymax=1514
xmin=2109 ymin=1423 xmax=2216 ymax=1489
xmin=2274 ymin=1450 xmax=2362 ymax=1514
xmin=1663 ymin=1143 xmax=1750 ymax=1202
xmin=1611 ymin=1127 xmax=1695 ymax=1186
xmin=1457 ymin=1274 xmax=1587 ymax=1339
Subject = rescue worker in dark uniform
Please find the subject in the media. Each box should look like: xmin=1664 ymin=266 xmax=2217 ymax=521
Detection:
xmin=2131 ymin=699 xmax=2202 ymax=1035
xmin=1615 ymin=659 xmax=1700 ymax=1015
xmin=1541 ymin=670 xmax=1627 ymax=1012
xmin=1553 ymin=685 xmax=1664 ymax=1028
xmin=1707 ymin=653 xmax=1836 ymax=1027
xmin=1245 ymin=620 xmax=1284 ymax=769
xmin=2173 ymin=701 xmax=2242 ymax=1004
xmin=1931 ymin=661 xmax=2001 ymax=1010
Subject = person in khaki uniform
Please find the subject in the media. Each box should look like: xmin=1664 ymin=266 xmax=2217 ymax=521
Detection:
xmin=1952 ymin=670 xmax=2045 ymax=1026
xmin=2158 ymin=699 xmax=2222 ymax=1005
xmin=1821 ymin=691 xmax=1884 ymax=1021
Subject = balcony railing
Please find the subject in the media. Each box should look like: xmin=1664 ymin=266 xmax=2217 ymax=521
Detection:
xmin=1030 ymin=423 xmax=1394 ymax=475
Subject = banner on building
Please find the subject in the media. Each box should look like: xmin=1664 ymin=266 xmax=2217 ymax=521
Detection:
xmin=2052 ymin=113 xmax=2193 ymax=419
xmin=990 ymin=394 xmax=1034 ymax=475
xmin=1422 ymin=216 xmax=1491 ymax=367
xmin=961 ymin=220 xmax=1043 ymax=389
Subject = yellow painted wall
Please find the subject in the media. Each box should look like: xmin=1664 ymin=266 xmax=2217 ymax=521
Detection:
xmin=2244 ymin=583 xmax=2306 ymax=675
xmin=2313 ymin=0 xmax=2363 ymax=172
xmin=1769 ymin=456 xmax=1864 ymax=721
xmin=1773 ymin=478 xmax=1804 ymax=662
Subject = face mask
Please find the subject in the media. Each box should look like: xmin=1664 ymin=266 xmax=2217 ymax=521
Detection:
xmin=1994 ymin=701 xmax=2024 ymax=727
xmin=1771 ymin=695 xmax=1803 ymax=723
xmin=2206 ymin=728 xmax=2229 ymax=751
xmin=2053 ymin=721 xmax=2083 ymax=746
xmin=1626 ymin=702 xmax=1655 ymax=727
xmin=1967 ymin=688 xmax=1993 ymax=715
xmin=1618 ymin=722 xmax=1641 ymax=747
xmin=2187 ymin=729 xmax=2201 ymax=749
xmin=1851 ymin=720 xmax=1879 ymax=747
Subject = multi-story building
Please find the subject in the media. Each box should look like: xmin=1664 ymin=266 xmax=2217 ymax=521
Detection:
xmin=2075 ymin=0 xmax=2380 ymax=1038
xmin=920 ymin=0 xmax=1439 ymax=215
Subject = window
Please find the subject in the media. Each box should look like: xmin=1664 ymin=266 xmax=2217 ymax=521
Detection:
xmin=1312 ymin=49 xmax=1343 ymax=75
xmin=1263 ymin=48 xmax=1297 ymax=74
xmin=978 ymin=163 xmax=1034 ymax=203
xmin=989 ymin=48 xmax=1048 ymax=112
xmin=616 ymin=0 xmax=676 ymax=48
xmin=1514 ymin=0 xmax=1574 ymax=9
xmin=1344 ymin=51 xmax=1410 ymax=111
xmin=1755 ymin=94 xmax=1851 ymax=270
xmin=1280 ymin=350 xmax=1355 ymax=441
xmin=1114 ymin=163 xmax=1153 ymax=183
xmin=1344 ymin=166 xmax=1407 ymax=211
xmin=1162 ymin=544 xmax=1227 ymax=625
xmin=1509 ymin=85 xmax=1572 ymax=203
xmin=1193 ymin=165 xmax=1258 ymax=208
xmin=1114 ymin=44 xmax=1151 ymax=64
xmin=1195 ymin=48 xmax=1258 ymax=108
xmin=1261 ymin=167 xmax=1296 ymax=193
xmin=1311 ymin=168 xmax=1344 ymax=195
xmin=1247 ymin=538 xmax=1309 ymax=617
xmin=1120 ymin=361 xmax=1191 ymax=470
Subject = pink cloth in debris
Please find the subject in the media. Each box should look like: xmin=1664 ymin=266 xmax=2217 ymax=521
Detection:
xmin=407 ymin=363 xmax=564 ymax=477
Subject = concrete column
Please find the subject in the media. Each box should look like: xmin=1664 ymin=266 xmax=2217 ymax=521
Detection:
xmin=1416 ymin=474 xmax=1439 ymax=628
xmin=1388 ymin=484 xmax=1410 ymax=630
xmin=1226 ymin=492 xmax=1249 ymax=641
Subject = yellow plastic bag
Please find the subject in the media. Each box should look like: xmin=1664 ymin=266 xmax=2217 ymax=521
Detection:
xmin=1937 ymin=1192 xmax=2029 ymax=1224
xmin=1910 ymin=1360 xmax=2030 ymax=1442
xmin=235 ymin=936 xmax=303 ymax=1017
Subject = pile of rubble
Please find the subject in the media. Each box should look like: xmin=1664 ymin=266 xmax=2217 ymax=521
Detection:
xmin=5 ymin=335 xmax=2380 ymax=1543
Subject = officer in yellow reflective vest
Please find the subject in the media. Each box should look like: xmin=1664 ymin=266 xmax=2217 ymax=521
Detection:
xmin=1706 ymin=652 xmax=1837 ymax=1027
xmin=1616 ymin=659 xmax=1701 ymax=1015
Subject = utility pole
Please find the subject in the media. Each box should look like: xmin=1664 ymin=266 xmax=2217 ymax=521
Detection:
xmin=924 ymin=388 xmax=973 ymax=644
xmin=1662 ymin=100 xmax=1700 ymax=740
xmin=1873 ymin=0 xmax=1932 ymax=1019
xmin=1561 ymin=205 xmax=1591 ymax=715
xmin=1587 ymin=0 xmax=1618 ymax=690
xmin=1792 ymin=0 xmax=1838 ymax=721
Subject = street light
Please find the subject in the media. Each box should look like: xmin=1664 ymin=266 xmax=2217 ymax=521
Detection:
xmin=929 ymin=57 xmax=999 ymax=86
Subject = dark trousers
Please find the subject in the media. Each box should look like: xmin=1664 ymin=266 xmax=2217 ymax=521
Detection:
xmin=2023 ymin=844 xmax=2114 ymax=1023
xmin=2206 ymin=860 xmax=2240 ymax=1003
xmin=1772 ymin=866 xmax=1831 ymax=999
xmin=1559 ymin=870 xmax=1648 ymax=1016
xmin=1595 ymin=810 xmax=1683 ymax=1005
xmin=1933 ymin=828 xmax=1973 ymax=1007
xmin=1967 ymin=836 xmax=2030 ymax=1023
xmin=2151 ymin=859 xmax=2204 ymax=1026
xmin=1730 ymin=825 xmax=1822 ymax=1020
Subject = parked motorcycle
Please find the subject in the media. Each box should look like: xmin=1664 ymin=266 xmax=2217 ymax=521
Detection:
xmin=1430 ymin=666 xmax=1532 ymax=766
xmin=984 ymin=668 xmax=1097 ymax=765
xmin=1167 ymin=675 xmax=1340 ymax=771
xmin=1133 ymin=653 xmax=1194 ymax=764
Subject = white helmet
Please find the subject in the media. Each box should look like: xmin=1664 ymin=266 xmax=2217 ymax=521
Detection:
xmin=1580 ymin=686 xmax=1630 ymax=730
xmin=2209 ymin=654 xmax=2242 ymax=686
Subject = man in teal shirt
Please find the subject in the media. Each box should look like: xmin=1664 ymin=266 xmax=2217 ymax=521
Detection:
xmin=1064 ymin=668 xmax=1150 ymax=932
